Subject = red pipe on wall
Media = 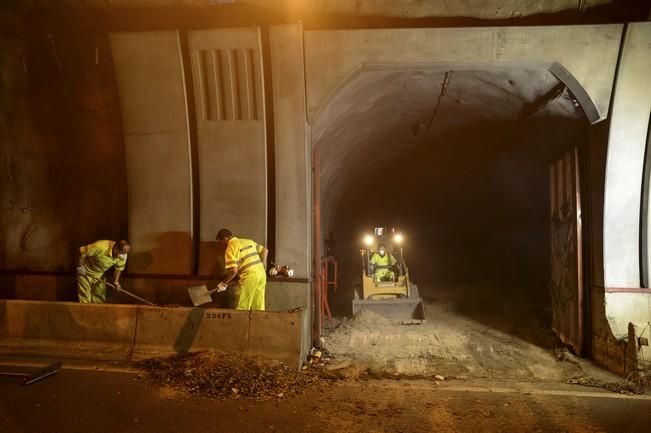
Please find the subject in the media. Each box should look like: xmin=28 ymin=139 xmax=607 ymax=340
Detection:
xmin=312 ymin=147 xmax=322 ymax=347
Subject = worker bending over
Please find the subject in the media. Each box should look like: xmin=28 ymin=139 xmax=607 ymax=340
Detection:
xmin=216 ymin=229 xmax=268 ymax=311
xmin=76 ymin=239 xmax=130 ymax=303
xmin=370 ymin=244 xmax=397 ymax=282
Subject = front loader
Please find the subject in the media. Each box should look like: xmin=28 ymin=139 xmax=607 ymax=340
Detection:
xmin=352 ymin=227 xmax=425 ymax=323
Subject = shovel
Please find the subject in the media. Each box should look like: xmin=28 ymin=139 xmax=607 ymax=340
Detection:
xmin=187 ymin=283 xmax=232 ymax=307
xmin=0 ymin=361 xmax=63 ymax=386
xmin=105 ymin=282 xmax=155 ymax=306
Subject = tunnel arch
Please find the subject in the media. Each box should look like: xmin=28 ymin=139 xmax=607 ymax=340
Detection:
xmin=310 ymin=63 xmax=593 ymax=317
xmin=312 ymin=64 xmax=595 ymax=242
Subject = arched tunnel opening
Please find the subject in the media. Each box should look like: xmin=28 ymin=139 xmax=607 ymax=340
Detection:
xmin=315 ymin=67 xmax=590 ymax=376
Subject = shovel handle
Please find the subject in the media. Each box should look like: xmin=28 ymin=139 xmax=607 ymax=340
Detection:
xmin=105 ymin=282 xmax=155 ymax=306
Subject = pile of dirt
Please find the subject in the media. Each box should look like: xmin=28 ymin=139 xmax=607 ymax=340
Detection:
xmin=138 ymin=351 xmax=322 ymax=400
xmin=321 ymin=301 xmax=629 ymax=382
xmin=566 ymin=375 xmax=646 ymax=395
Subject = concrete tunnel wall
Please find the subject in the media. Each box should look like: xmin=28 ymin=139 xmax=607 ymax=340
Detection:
xmin=0 ymin=21 xmax=313 ymax=363
xmin=108 ymin=26 xmax=310 ymax=280
xmin=305 ymin=25 xmax=623 ymax=269
xmin=0 ymin=23 xmax=310 ymax=282
xmin=304 ymin=23 xmax=651 ymax=374
xmin=313 ymin=67 xmax=588 ymax=303
xmin=0 ymin=30 xmax=128 ymax=270
xmin=305 ymin=24 xmax=622 ymax=263
xmin=603 ymin=22 xmax=651 ymax=289
xmin=109 ymin=28 xmax=268 ymax=276
xmin=2 ymin=14 xmax=651 ymax=374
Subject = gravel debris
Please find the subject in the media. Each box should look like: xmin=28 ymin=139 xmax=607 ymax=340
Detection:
xmin=138 ymin=351 xmax=324 ymax=400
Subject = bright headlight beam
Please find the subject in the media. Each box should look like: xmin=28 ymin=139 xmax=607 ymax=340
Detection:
xmin=364 ymin=235 xmax=374 ymax=246
xmin=394 ymin=233 xmax=403 ymax=244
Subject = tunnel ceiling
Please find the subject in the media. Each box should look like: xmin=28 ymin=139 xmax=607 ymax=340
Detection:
xmin=313 ymin=68 xmax=585 ymax=230
xmin=20 ymin=0 xmax=616 ymax=19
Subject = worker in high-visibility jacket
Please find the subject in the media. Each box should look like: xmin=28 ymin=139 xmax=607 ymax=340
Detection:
xmin=76 ymin=239 xmax=130 ymax=303
xmin=369 ymin=244 xmax=397 ymax=282
xmin=216 ymin=228 xmax=268 ymax=311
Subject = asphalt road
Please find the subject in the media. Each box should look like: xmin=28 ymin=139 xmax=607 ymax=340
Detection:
xmin=1 ymin=359 xmax=650 ymax=433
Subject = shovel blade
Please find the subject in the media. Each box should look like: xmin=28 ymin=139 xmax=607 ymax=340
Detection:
xmin=188 ymin=285 xmax=213 ymax=306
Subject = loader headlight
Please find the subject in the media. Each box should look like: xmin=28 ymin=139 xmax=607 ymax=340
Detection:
xmin=364 ymin=235 xmax=374 ymax=246
xmin=394 ymin=233 xmax=403 ymax=244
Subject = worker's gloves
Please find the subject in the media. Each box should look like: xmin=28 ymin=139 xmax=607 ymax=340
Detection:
xmin=216 ymin=282 xmax=228 ymax=293
xmin=76 ymin=266 xmax=86 ymax=276
xmin=113 ymin=281 xmax=122 ymax=290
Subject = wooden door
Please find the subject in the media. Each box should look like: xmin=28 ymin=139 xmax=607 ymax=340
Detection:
xmin=549 ymin=147 xmax=583 ymax=354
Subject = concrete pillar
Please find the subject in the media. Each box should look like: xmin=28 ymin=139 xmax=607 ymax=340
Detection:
xmin=110 ymin=31 xmax=193 ymax=274
xmin=603 ymin=22 xmax=651 ymax=288
xmin=270 ymin=24 xmax=310 ymax=278
xmin=186 ymin=28 xmax=268 ymax=274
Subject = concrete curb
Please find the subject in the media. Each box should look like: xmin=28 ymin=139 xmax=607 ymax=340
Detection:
xmin=0 ymin=300 xmax=305 ymax=368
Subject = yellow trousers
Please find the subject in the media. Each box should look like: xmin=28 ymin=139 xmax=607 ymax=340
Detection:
xmin=77 ymin=274 xmax=107 ymax=303
xmin=235 ymin=271 xmax=266 ymax=311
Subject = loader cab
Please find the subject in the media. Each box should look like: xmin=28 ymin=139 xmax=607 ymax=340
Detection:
xmin=366 ymin=246 xmax=401 ymax=282
xmin=362 ymin=227 xmax=405 ymax=281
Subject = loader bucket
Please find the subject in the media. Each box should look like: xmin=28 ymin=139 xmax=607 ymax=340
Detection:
xmin=352 ymin=298 xmax=426 ymax=324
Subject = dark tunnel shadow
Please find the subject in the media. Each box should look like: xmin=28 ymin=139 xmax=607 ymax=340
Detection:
xmin=323 ymin=114 xmax=590 ymax=351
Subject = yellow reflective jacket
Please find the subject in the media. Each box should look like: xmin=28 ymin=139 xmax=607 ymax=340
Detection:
xmin=80 ymin=240 xmax=127 ymax=277
xmin=370 ymin=252 xmax=397 ymax=267
xmin=224 ymin=237 xmax=266 ymax=278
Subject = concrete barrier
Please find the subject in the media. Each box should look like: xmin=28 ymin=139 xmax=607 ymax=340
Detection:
xmin=0 ymin=300 xmax=138 ymax=360
xmin=0 ymin=300 xmax=305 ymax=367
xmin=131 ymin=307 xmax=250 ymax=359
xmin=247 ymin=310 xmax=304 ymax=368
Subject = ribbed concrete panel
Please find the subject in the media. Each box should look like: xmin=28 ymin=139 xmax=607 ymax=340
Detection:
xmin=603 ymin=22 xmax=651 ymax=288
xmin=187 ymin=28 xmax=267 ymax=274
xmin=110 ymin=31 xmax=193 ymax=274
xmin=270 ymin=25 xmax=309 ymax=278
xmin=304 ymin=25 xmax=622 ymax=122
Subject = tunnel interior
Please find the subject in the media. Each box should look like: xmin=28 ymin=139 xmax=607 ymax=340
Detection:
xmin=314 ymin=67 xmax=589 ymax=329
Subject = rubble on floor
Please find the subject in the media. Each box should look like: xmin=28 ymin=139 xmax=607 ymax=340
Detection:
xmin=138 ymin=351 xmax=323 ymax=400
xmin=566 ymin=375 xmax=646 ymax=395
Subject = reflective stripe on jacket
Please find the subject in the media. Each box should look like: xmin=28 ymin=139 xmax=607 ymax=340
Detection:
xmin=224 ymin=237 xmax=265 ymax=277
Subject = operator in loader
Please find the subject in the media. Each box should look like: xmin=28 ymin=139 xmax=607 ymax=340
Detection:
xmin=76 ymin=240 xmax=130 ymax=303
xmin=216 ymin=228 xmax=268 ymax=311
xmin=369 ymin=244 xmax=397 ymax=282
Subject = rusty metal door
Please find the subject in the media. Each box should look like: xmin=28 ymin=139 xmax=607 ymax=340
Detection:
xmin=549 ymin=148 xmax=583 ymax=354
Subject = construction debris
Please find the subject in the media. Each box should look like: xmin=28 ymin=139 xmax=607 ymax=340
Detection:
xmin=566 ymin=376 xmax=645 ymax=395
xmin=138 ymin=351 xmax=323 ymax=400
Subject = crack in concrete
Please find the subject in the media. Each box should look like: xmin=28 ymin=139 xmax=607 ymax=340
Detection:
xmin=421 ymin=71 xmax=451 ymax=141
